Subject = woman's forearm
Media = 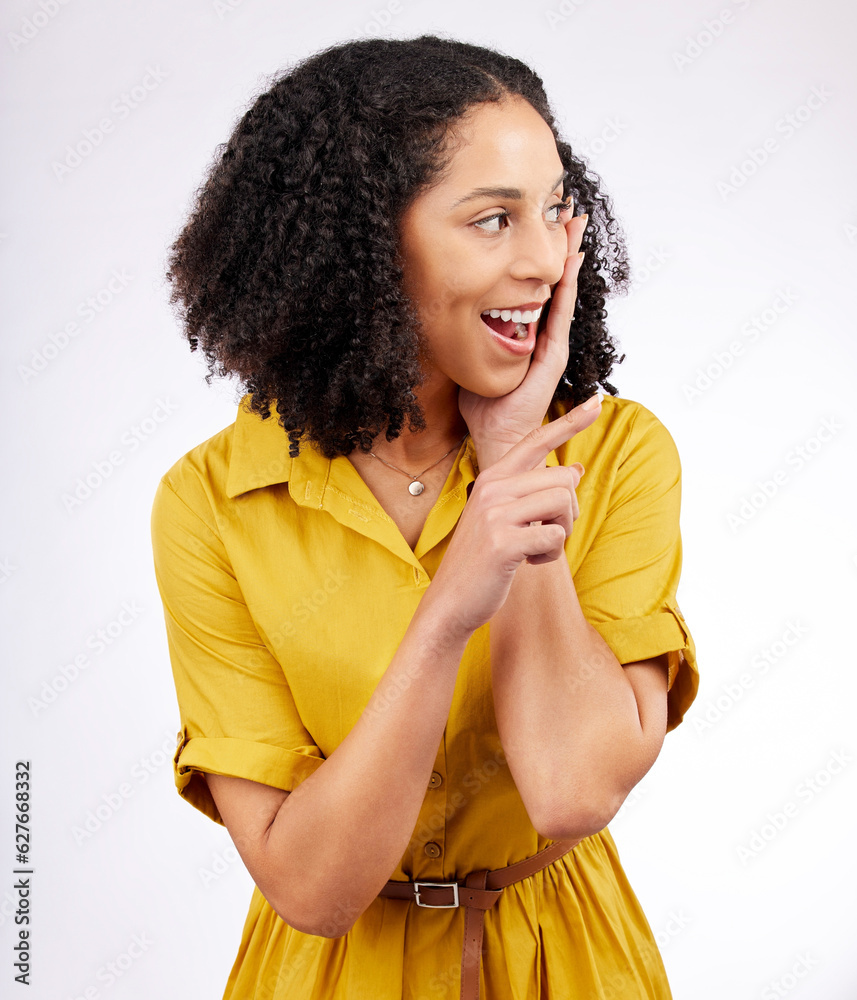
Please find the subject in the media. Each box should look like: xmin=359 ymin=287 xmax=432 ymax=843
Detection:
xmin=489 ymin=554 xmax=653 ymax=840
xmin=261 ymin=584 xmax=471 ymax=937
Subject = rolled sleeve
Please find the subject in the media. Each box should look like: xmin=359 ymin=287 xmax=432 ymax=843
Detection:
xmin=574 ymin=408 xmax=699 ymax=732
xmin=152 ymin=475 xmax=325 ymax=824
xmin=173 ymin=730 xmax=325 ymax=825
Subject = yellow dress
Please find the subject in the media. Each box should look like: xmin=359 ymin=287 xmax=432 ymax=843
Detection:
xmin=150 ymin=391 xmax=699 ymax=1000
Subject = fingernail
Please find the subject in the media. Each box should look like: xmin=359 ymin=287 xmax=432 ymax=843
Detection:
xmin=579 ymin=213 xmax=589 ymax=227
xmin=582 ymin=390 xmax=603 ymax=411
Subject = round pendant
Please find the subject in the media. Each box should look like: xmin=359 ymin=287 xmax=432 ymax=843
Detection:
xmin=408 ymin=480 xmax=425 ymax=496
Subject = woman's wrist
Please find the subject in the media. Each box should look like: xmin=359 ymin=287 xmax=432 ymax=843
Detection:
xmin=471 ymin=437 xmax=523 ymax=471
xmin=414 ymin=579 xmax=477 ymax=650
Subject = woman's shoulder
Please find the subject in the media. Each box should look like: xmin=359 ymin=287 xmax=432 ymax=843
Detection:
xmin=151 ymin=397 xmax=259 ymax=532
xmin=153 ymin=394 xmax=294 ymax=512
xmin=155 ymin=418 xmax=236 ymax=505
xmin=548 ymin=392 xmax=681 ymax=477
xmin=549 ymin=390 xmax=666 ymax=432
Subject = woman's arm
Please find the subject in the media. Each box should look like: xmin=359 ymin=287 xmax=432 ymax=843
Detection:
xmin=487 ymin=555 xmax=669 ymax=841
xmin=475 ymin=404 xmax=684 ymax=841
xmin=205 ymin=584 xmax=470 ymax=939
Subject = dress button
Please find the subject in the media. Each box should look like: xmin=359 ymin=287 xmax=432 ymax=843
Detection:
xmin=424 ymin=842 xmax=442 ymax=859
xmin=428 ymin=771 xmax=443 ymax=789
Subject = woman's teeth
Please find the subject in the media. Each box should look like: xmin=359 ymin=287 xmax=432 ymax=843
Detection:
xmin=481 ymin=305 xmax=543 ymax=324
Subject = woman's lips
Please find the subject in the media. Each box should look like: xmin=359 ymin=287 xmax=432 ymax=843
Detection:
xmin=480 ymin=315 xmax=536 ymax=354
xmin=481 ymin=313 xmax=526 ymax=339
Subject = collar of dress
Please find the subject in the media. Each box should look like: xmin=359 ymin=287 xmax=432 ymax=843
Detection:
xmin=225 ymin=393 xmax=560 ymax=502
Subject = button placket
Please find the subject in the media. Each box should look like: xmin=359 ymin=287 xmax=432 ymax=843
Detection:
xmin=415 ymin=748 xmax=448 ymax=877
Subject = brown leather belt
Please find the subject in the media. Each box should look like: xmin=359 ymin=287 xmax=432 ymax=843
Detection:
xmin=378 ymin=838 xmax=582 ymax=999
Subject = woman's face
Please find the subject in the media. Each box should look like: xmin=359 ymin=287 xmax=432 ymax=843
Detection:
xmin=398 ymin=95 xmax=571 ymax=399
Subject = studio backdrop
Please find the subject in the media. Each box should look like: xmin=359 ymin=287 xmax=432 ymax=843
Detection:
xmin=2 ymin=0 xmax=855 ymax=997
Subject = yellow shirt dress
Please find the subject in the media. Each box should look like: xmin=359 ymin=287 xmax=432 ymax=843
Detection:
xmin=150 ymin=391 xmax=699 ymax=1000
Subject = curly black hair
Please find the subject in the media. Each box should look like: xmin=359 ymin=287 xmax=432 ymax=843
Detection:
xmin=165 ymin=34 xmax=629 ymax=459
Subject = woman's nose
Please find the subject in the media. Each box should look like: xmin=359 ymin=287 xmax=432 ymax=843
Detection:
xmin=507 ymin=216 xmax=567 ymax=286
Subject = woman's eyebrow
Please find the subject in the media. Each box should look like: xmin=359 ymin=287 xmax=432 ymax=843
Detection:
xmin=449 ymin=170 xmax=568 ymax=209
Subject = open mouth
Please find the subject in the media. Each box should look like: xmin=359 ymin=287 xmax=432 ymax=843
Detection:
xmin=480 ymin=314 xmax=530 ymax=340
xmin=480 ymin=302 xmax=547 ymax=340
xmin=478 ymin=315 xmax=536 ymax=355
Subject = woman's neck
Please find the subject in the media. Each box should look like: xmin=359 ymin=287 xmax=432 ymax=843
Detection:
xmin=369 ymin=373 xmax=469 ymax=469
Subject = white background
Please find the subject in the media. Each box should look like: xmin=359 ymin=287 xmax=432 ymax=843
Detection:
xmin=2 ymin=0 xmax=855 ymax=997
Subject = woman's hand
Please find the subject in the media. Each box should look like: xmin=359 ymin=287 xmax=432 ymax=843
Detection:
xmin=459 ymin=210 xmax=589 ymax=469
xmin=429 ymin=394 xmax=602 ymax=638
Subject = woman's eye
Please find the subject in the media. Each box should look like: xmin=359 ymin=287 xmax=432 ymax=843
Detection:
xmin=474 ymin=212 xmax=509 ymax=232
xmin=474 ymin=202 xmax=571 ymax=232
xmin=547 ymin=201 xmax=572 ymax=222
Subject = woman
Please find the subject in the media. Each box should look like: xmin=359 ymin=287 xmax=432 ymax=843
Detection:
xmin=151 ymin=34 xmax=699 ymax=999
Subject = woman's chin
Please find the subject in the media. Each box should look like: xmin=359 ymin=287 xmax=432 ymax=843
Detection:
xmin=460 ymin=370 xmax=529 ymax=399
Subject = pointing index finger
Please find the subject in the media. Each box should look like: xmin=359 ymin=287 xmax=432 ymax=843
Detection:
xmin=490 ymin=391 xmax=603 ymax=475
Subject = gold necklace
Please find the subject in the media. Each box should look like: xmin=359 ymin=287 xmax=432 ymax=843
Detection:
xmin=368 ymin=434 xmax=469 ymax=496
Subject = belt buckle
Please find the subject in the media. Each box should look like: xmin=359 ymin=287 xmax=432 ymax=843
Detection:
xmin=413 ymin=881 xmax=460 ymax=908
